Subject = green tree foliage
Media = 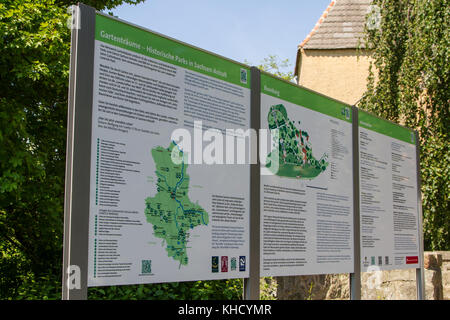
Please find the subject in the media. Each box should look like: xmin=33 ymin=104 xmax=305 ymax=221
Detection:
xmin=248 ymin=54 xmax=295 ymax=82
xmin=0 ymin=0 xmax=245 ymax=300
xmin=88 ymin=279 xmax=243 ymax=300
xmin=0 ymin=0 xmax=71 ymax=298
xmin=359 ymin=0 xmax=449 ymax=250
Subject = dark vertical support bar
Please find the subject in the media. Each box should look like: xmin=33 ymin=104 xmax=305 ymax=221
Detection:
xmin=350 ymin=106 xmax=361 ymax=300
xmin=415 ymin=131 xmax=425 ymax=300
xmin=62 ymin=5 xmax=77 ymax=300
xmin=62 ymin=4 xmax=96 ymax=300
xmin=243 ymin=67 xmax=261 ymax=300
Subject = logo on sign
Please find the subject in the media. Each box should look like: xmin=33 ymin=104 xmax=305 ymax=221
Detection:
xmin=239 ymin=256 xmax=246 ymax=272
xmin=141 ymin=260 xmax=152 ymax=274
xmin=221 ymin=256 xmax=228 ymax=272
xmin=230 ymin=257 xmax=236 ymax=271
xmin=240 ymin=68 xmax=248 ymax=84
xmin=211 ymin=256 xmax=219 ymax=273
xmin=341 ymin=107 xmax=350 ymax=120
xmin=406 ymin=256 xmax=419 ymax=264
xmin=363 ymin=256 xmax=369 ymax=267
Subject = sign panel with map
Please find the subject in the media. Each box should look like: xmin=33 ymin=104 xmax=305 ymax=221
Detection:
xmin=88 ymin=13 xmax=250 ymax=286
xmin=358 ymin=111 xmax=420 ymax=272
xmin=64 ymin=5 xmax=424 ymax=300
xmin=259 ymin=73 xmax=355 ymax=277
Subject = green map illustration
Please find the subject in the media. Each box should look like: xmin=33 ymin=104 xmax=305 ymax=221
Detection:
xmin=265 ymin=104 xmax=329 ymax=179
xmin=144 ymin=141 xmax=208 ymax=268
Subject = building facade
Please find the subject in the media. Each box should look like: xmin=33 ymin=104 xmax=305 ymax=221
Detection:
xmin=295 ymin=0 xmax=373 ymax=106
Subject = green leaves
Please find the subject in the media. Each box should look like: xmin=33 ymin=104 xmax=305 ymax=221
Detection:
xmin=0 ymin=0 xmax=144 ymax=299
xmin=359 ymin=0 xmax=449 ymax=250
xmin=1 ymin=0 xmax=248 ymax=300
xmin=247 ymin=54 xmax=295 ymax=82
xmin=87 ymin=279 xmax=244 ymax=300
xmin=0 ymin=0 xmax=70 ymax=276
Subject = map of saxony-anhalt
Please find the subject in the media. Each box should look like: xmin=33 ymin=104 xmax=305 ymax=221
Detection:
xmin=145 ymin=141 xmax=209 ymax=268
xmin=265 ymin=104 xmax=329 ymax=179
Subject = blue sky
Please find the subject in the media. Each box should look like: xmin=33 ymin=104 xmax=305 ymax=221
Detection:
xmin=111 ymin=0 xmax=331 ymax=73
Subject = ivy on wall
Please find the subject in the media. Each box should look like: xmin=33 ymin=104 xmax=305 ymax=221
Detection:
xmin=359 ymin=0 xmax=449 ymax=250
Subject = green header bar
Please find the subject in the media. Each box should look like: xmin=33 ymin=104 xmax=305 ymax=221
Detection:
xmin=260 ymin=73 xmax=352 ymax=123
xmin=358 ymin=110 xmax=415 ymax=144
xmin=95 ymin=14 xmax=250 ymax=88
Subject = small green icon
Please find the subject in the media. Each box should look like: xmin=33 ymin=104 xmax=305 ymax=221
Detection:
xmin=240 ymin=68 xmax=247 ymax=84
xmin=141 ymin=260 xmax=152 ymax=274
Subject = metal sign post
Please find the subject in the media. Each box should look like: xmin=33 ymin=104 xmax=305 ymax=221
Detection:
xmin=62 ymin=3 xmax=96 ymax=300
xmin=415 ymin=131 xmax=425 ymax=300
xmin=243 ymin=67 xmax=261 ymax=300
xmin=350 ymin=106 xmax=361 ymax=300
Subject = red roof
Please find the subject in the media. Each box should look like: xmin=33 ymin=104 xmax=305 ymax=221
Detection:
xmin=299 ymin=0 xmax=337 ymax=48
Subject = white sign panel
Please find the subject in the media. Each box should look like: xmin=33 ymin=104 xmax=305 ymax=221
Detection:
xmin=260 ymin=74 xmax=354 ymax=277
xmin=359 ymin=112 xmax=420 ymax=271
xmin=87 ymin=14 xmax=250 ymax=286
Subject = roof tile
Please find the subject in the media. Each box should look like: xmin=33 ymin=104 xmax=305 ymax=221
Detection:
xmin=300 ymin=0 xmax=372 ymax=49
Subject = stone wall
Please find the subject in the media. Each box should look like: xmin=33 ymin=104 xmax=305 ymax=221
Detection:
xmin=436 ymin=251 xmax=450 ymax=299
xmin=272 ymin=251 xmax=449 ymax=300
